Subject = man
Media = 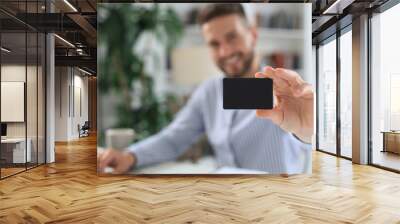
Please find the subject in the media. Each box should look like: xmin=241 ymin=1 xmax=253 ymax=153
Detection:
xmin=98 ymin=4 xmax=314 ymax=174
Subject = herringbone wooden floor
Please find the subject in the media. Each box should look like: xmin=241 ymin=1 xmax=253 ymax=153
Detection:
xmin=0 ymin=134 xmax=399 ymax=223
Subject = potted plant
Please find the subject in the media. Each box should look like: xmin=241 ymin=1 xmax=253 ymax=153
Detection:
xmin=98 ymin=4 xmax=183 ymax=144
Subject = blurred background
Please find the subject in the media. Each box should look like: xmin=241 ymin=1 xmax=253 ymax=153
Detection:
xmin=97 ymin=3 xmax=312 ymax=173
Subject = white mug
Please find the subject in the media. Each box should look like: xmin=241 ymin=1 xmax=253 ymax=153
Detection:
xmin=105 ymin=128 xmax=135 ymax=150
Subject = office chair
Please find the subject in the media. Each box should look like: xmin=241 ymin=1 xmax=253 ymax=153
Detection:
xmin=79 ymin=121 xmax=90 ymax=138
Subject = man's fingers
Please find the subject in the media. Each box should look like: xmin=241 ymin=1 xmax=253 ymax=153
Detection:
xmin=294 ymin=83 xmax=314 ymax=99
xmin=257 ymin=66 xmax=312 ymax=101
xmin=99 ymin=150 xmax=115 ymax=171
xmin=256 ymin=108 xmax=283 ymax=126
xmin=98 ymin=151 xmax=106 ymax=171
xmin=273 ymin=78 xmax=291 ymax=91
xmin=262 ymin=66 xmax=304 ymax=87
xmin=255 ymin=72 xmax=266 ymax=78
xmin=275 ymin=68 xmax=303 ymax=87
xmin=112 ymin=164 xmax=127 ymax=174
xmin=260 ymin=66 xmax=292 ymax=93
xmin=262 ymin=66 xmax=275 ymax=78
xmin=97 ymin=153 xmax=104 ymax=172
xmin=256 ymin=70 xmax=289 ymax=94
xmin=112 ymin=166 xmax=124 ymax=174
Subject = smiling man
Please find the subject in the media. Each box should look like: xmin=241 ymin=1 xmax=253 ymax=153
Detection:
xmin=98 ymin=3 xmax=314 ymax=174
xmin=201 ymin=9 xmax=258 ymax=77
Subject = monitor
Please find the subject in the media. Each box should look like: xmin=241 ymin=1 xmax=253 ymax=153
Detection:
xmin=1 ymin=123 xmax=7 ymax=137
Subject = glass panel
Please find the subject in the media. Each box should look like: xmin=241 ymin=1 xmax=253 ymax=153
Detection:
xmin=1 ymin=30 xmax=28 ymax=177
xmin=0 ymin=9 xmax=2 ymax=179
xmin=26 ymin=0 xmax=39 ymax=169
xmin=0 ymin=1 xmax=46 ymax=178
xmin=340 ymin=30 xmax=352 ymax=158
xmin=27 ymin=30 xmax=38 ymax=169
xmin=38 ymin=32 xmax=45 ymax=165
xmin=318 ymin=38 xmax=337 ymax=154
xmin=371 ymin=4 xmax=400 ymax=171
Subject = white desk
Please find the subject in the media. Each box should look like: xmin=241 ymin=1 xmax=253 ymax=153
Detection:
xmin=1 ymin=138 xmax=31 ymax=163
xmin=98 ymin=147 xmax=268 ymax=174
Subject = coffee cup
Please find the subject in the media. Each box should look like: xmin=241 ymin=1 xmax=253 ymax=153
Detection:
xmin=105 ymin=128 xmax=135 ymax=150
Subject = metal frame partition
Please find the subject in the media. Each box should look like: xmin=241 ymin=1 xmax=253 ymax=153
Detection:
xmin=315 ymin=0 xmax=400 ymax=174
xmin=367 ymin=0 xmax=400 ymax=173
xmin=0 ymin=0 xmax=47 ymax=180
xmin=315 ymin=17 xmax=353 ymax=161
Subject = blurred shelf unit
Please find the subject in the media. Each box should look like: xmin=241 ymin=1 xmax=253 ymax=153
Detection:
xmin=180 ymin=26 xmax=304 ymax=46
xmin=168 ymin=4 xmax=307 ymax=89
xmin=258 ymin=28 xmax=305 ymax=40
xmin=177 ymin=25 xmax=304 ymax=71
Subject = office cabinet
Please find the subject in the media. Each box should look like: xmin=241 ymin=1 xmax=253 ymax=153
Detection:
xmin=382 ymin=132 xmax=400 ymax=154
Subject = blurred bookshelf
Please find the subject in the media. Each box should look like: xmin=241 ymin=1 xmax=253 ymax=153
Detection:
xmin=164 ymin=3 xmax=310 ymax=94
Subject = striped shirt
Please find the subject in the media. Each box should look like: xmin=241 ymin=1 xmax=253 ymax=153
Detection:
xmin=128 ymin=76 xmax=311 ymax=174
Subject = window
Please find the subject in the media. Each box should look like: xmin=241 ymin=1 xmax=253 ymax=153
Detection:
xmin=316 ymin=27 xmax=353 ymax=159
xmin=339 ymin=29 xmax=352 ymax=158
xmin=318 ymin=38 xmax=337 ymax=154
xmin=370 ymin=2 xmax=400 ymax=171
xmin=390 ymin=74 xmax=400 ymax=130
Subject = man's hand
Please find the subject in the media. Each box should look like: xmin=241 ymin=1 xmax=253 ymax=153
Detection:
xmin=97 ymin=149 xmax=136 ymax=174
xmin=255 ymin=66 xmax=314 ymax=143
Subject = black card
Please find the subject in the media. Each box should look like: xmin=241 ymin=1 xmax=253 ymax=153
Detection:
xmin=223 ymin=78 xmax=273 ymax=109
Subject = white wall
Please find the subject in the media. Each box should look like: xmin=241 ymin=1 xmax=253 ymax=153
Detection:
xmin=55 ymin=67 xmax=89 ymax=141
xmin=55 ymin=67 xmax=68 ymax=141
xmin=1 ymin=65 xmax=37 ymax=137
xmin=1 ymin=64 xmax=46 ymax=163
xmin=72 ymin=73 xmax=89 ymax=138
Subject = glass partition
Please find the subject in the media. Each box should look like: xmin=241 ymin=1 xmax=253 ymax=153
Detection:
xmin=1 ymin=30 xmax=28 ymax=177
xmin=317 ymin=37 xmax=337 ymax=155
xmin=370 ymin=3 xmax=400 ymax=171
xmin=339 ymin=29 xmax=352 ymax=158
xmin=38 ymin=32 xmax=45 ymax=165
xmin=27 ymin=30 xmax=38 ymax=169
xmin=0 ymin=1 xmax=46 ymax=179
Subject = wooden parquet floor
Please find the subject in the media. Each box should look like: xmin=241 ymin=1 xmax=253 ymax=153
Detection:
xmin=1 ymin=167 xmax=26 ymax=178
xmin=0 ymin=134 xmax=400 ymax=223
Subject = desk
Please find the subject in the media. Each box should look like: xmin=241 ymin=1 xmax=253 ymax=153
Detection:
xmin=1 ymin=138 xmax=31 ymax=164
xmin=98 ymin=147 xmax=268 ymax=174
xmin=381 ymin=131 xmax=400 ymax=154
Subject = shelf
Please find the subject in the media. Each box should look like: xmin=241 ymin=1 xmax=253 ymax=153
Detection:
xmin=177 ymin=26 xmax=305 ymax=54
xmin=258 ymin=28 xmax=305 ymax=40
xmin=183 ymin=26 xmax=305 ymax=40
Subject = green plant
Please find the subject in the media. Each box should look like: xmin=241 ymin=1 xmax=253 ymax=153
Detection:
xmin=98 ymin=4 xmax=183 ymax=142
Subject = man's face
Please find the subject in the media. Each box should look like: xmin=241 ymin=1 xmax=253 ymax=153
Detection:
xmin=201 ymin=14 xmax=257 ymax=77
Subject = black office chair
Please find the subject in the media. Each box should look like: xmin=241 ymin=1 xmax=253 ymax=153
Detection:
xmin=79 ymin=121 xmax=90 ymax=138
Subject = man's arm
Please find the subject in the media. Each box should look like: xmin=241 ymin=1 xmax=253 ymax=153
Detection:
xmin=98 ymin=82 xmax=208 ymax=174
xmin=127 ymin=86 xmax=206 ymax=167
